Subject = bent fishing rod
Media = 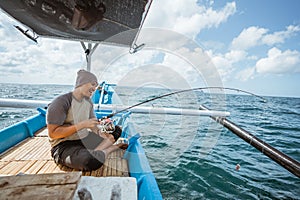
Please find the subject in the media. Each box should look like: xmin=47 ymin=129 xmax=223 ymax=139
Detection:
xmin=99 ymin=86 xmax=300 ymax=178
xmin=100 ymin=86 xmax=266 ymax=120
xmin=199 ymin=105 xmax=300 ymax=178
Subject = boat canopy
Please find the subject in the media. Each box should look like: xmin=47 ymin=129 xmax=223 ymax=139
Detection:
xmin=0 ymin=0 xmax=152 ymax=46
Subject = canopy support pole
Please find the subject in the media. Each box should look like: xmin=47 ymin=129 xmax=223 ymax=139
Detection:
xmin=199 ymin=105 xmax=300 ymax=178
xmin=80 ymin=42 xmax=99 ymax=71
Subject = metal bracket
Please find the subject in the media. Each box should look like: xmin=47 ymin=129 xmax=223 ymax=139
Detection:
xmin=129 ymin=43 xmax=145 ymax=54
xmin=14 ymin=25 xmax=39 ymax=43
xmin=80 ymin=42 xmax=99 ymax=71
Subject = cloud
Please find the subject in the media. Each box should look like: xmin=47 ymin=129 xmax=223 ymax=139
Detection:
xmin=0 ymin=12 xmax=84 ymax=84
xmin=231 ymin=25 xmax=300 ymax=50
xmin=145 ymin=0 xmax=236 ymax=38
xmin=235 ymin=67 xmax=255 ymax=81
xmin=231 ymin=26 xmax=268 ymax=50
xmin=205 ymin=48 xmax=248 ymax=82
xmin=219 ymin=25 xmax=300 ymax=81
xmin=255 ymin=47 xmax=300 ymax=74
xmin=92 ymin=28 xmax=224 ymax=88
xmin=1 ymin=1 xmax=237 ymax=86
xmin=262 ymin=25 xmax=300 ymax=45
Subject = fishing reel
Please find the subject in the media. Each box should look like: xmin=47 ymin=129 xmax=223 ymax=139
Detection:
xmin=97 ymin=118 xmax=115 ymax=133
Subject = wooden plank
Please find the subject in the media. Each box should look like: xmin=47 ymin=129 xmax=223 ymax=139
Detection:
xmin=37 ymin=161 xmax=57 ymax=174
xmin=14 ymin=138 xmax=41 ymax=160
xmin=52 ymin=164 xmax=67 ymax=174
xmin=0 ymin=172 xmax=81 ymax=200
xmin=121 ymin=159 xmax=129 ymax=177
xmin=1 ymin=183 xmax=77 ymax=200
xmin=96 ymin=166 xmax=104 ymax=176
xmin=112 ymin=158 xmax=117 ymax=176
xmin=110 ymin=150 xmax=117 ymax=158
xmin=14 ymin=138 xmax=45 ymax=161
xmin=6 ymin=161 xmax=31 ymax=175
xmin=31 ymin=141 xmax=50 ymax=160
xmin=0 ymin=172 xmax=82 ymax=187
xmin=0 ymin=161 xmax=10 ymax=171
xmin=0 ymin=162 xmax=14 ymax=175
xmin=116 ymin=159 xmax=123 ymax=176
xmin=90 ymin=166 xmax=102 ymax=177
xmin=43 ymin=161 xmax=60 ymax=173
xmin=57 ymin=164 xmax=72 ymax=172
xmin=24 ymin=160 xmax=47 ymax=174
xmin=1 ymin=127 xmax=129 ymax=178
xmin=108 ymin=159 xmax=114 ymax=176
xmin=41 ymin=146 xmax=52 ymax=160
xmin=107 ymin=158 xmax=113 ymax=176
xmin=0 ymin=138 xmax=31 ymax=161
xmin=21 ymin=138 xmax=49 ymax=160
xmin=18 ymin=160 xmax=37 ymax=174
xmin=102 ymin=162 xmax=108 ymax=177
xmin=83 ymin=171 xmax=92 ymax=176
xmin=35 ymin=128 xmax=48 ymax=137
xmin=32 ymin=144 xmax=50 ymax=161
xmin=1 ymin=161 xmax=27 ymax=175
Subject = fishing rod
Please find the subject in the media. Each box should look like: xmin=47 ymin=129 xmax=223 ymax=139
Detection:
xmin=101 ymin=86 xmax=266 ymax=120
xmin=199 ymin=105 xmax=300 ymax=178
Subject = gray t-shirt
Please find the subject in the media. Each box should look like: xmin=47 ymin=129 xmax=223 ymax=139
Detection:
xmin=46 ymin=92 xmax=95 ymax=147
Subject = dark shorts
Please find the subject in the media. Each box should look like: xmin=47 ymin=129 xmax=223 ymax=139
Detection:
xmin=51 ymin=132 xmax=106 ymax=171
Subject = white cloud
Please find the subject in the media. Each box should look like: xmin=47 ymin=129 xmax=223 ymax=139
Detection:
xmin=204 ymin=49 xmax=248 ymax=82
xmin=255 ymin=47 xmax=300 ymax=74
xmin=224 ymin=50 xmax=247 ymax=63
xmin=226 ymin=25 xmax=300 ymax=81
xmin=1 ymin=1 xmax=299 ymax=93
xmin=145 ymin=0 xmax=236 ymax=38
xmin=231 ymin=26 xmax=268 ymax=50
xmin=231 ymin=25 xmax=300 ymax=50
xmin=236 ymin=67 xmax=255 ymax=81
xmin=0 ymin=12 xmax=84 ymax=84
xmin=262 ymin=25 xmax=300 ymax=45
xmin=0 ymin=0 xmax=236 ymax=85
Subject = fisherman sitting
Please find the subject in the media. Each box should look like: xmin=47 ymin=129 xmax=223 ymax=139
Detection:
xmin=46 ymin=69 xmax=127 ymax=171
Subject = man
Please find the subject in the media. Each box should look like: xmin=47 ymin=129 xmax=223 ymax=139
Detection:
xmin=47 ymin=69 xmax=127 ymax=171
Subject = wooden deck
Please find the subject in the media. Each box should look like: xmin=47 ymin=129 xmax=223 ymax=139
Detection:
xmin=0 ymin=128 xmax=129 ymax=177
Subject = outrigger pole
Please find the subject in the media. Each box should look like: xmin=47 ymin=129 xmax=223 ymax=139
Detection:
xmin=199 ymin=105 xmax=300 ymax=178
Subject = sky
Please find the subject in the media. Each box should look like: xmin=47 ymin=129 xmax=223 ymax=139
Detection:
xmin=0 ymin=0 xmax=300 ymax=97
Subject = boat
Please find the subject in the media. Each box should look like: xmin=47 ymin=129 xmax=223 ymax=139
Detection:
xmin=0 ymin=81 xmax=164 ymax=199
xmin=1 ymin=1 xmax=299 ymax=199
xmin=0 ymin=0 xmax=163 ymax=199
xmin=0 ymin=1 xmax=230 ymax=199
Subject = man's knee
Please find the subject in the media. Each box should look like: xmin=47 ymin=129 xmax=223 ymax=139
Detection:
xmin=81 ymin=150 xmax=105 ymax=171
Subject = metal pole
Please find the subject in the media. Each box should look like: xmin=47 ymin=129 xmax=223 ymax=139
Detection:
xmin=87 ymin=43 xmax=92 ymax=71
xmin=80 ymin=42 xmax=98 ymax=72
xmin=199 ymin=105 xmax=300 ymax=178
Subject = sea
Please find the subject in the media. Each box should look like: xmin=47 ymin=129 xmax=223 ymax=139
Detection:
xmin=0 ymin=83 xmax=299 ymax=200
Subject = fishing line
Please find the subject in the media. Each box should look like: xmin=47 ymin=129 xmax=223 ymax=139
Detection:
xmin=101 ymin=86 xmax=266 ymax=120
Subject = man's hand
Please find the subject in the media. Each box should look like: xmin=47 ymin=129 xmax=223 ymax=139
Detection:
xmin=48 ymin=118 xmax=99 ymax=140
xmin=77 ymin=118 xmax=99 ymax=130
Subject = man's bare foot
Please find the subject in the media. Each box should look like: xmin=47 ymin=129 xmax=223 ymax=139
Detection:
xmin=116 ymin=143 xmax=128 ymax=150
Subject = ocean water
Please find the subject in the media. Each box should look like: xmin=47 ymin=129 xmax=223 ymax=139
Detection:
xmin=1 ymin=83 xmax=299 ymax=200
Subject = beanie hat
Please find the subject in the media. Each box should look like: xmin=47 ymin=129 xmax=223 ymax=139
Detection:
xmin=75 ymin=69 xmax=98 ymax=88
